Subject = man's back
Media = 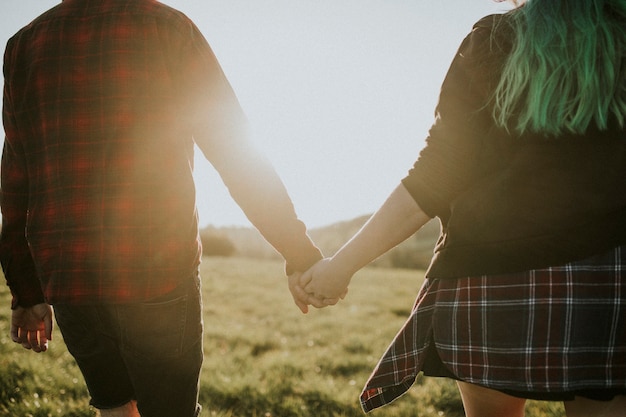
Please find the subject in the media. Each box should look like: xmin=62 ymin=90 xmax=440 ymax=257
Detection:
xmin=1 ymin=0 xmax=225 ymax=305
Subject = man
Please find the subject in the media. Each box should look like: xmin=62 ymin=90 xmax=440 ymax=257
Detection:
xmin=1 ymin=1 xmax=320 ymax=416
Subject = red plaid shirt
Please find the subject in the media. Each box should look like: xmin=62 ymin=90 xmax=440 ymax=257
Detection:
xmin=2 ymin=0 xmax=321 ymax=307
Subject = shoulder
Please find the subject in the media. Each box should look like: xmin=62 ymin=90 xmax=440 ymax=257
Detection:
xmin=6 ymin=3 xmax=62 ymax=47
xmin=446 ymin=13 xmax=515 ymax=78
xmin=458 ymin=14 xmax=514 ymax=58
xmin=137 ymin=1 xmax=207 ymax=46
xmin=140 ymin=1 xmax=195 ymax=25
xmin=472 ymin=13 xmax=515 ymax=34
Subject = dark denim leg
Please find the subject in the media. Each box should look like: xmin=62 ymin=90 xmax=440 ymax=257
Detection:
xmin=116 ymin=275 xmax=204 ymax=417
xmin=53 ymin=304 xmax=136 ymax=409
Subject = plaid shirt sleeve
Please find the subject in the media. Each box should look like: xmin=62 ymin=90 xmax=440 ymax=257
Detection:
xmin=182 ymin=23 xmax=323 ymax=274
xmin=1 ymin=64 xmax=46 ymax=308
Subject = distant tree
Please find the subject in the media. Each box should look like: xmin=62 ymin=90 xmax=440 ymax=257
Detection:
xmin=200 ymin=228 xmax=235 ymax=257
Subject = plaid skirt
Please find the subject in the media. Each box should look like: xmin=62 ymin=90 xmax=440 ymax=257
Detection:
xmin=360 ymin=245 xmax=626 ymax=412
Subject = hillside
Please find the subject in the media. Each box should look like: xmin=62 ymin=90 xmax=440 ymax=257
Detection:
xmin=201 ymin=215 xmax=441 ymax=270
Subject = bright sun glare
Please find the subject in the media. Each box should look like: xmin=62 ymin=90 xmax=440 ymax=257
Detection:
xmin=1 ymin=0 xmax=513 ymax=229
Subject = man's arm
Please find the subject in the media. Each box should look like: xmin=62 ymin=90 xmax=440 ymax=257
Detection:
xmin=204 ymin=133 xmax=321 ymax=267
xmin=1 ymin=60 xmax=46 ymax=310
xmin=200 ymin=132 xmax=322 ymax=313
xmin=181 ymin=27 xmax=322 ymax=310
xmin=2 ymin=72 xmax=51 ymax=349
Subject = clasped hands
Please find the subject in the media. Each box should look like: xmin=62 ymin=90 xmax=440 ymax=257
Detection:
xmin=288 ymin=258 xmax=351 ymax=314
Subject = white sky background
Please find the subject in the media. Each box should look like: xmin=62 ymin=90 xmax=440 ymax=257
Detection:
xmin=1 ymin=0 xmax=513 ymax=228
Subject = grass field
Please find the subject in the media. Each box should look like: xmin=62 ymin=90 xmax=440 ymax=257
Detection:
xmin=0 ymin=257 xmax=565 ymax=417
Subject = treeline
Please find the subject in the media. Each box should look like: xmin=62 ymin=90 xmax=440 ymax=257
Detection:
xmin=199 ymin=228 xmax=236 ymax=257
xmin=200 ymin=216 xmax=440 ymax=270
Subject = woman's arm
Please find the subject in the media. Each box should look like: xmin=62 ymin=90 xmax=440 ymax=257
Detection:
xmin=301 ymin=184 xmax=431 ymax=305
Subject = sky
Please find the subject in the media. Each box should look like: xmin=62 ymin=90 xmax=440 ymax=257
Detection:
xmin=1 ymin=0 xmax=513 ymax=229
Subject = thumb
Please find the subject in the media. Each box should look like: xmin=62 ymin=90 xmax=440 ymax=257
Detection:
xmin=10 ymin=323 xmax=19 ymax=343
xmin=340 ymin=287 xmax=349 ymax=300
xmin=299 ymin=268 xmax=313 ymax=288
xmin=44 ymin=313 xmax=53 ymax=341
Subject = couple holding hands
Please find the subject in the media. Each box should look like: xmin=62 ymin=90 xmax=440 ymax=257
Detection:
xmin=3 ymin=0 xmax=626 ymax=416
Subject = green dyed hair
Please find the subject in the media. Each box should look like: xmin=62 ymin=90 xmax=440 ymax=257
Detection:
xmin=493 ymin=0 xmax=626 ymax=135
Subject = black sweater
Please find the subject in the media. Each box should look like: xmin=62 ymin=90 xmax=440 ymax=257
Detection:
xmin=402 ymin=14 xmax=626 ymax=279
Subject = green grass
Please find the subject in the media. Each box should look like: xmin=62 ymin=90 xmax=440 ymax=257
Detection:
xmin=0 ymin=257 xmax=565 ymax=416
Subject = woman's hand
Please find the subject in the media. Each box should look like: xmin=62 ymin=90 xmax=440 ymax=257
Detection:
xmin=300 ymin=258 xmax=350 ymax=308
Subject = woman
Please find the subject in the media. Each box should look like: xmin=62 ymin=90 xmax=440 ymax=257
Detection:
xmin=297 ymin=1 xmax=626 ymax=416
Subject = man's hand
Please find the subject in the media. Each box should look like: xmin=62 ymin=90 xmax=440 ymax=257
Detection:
xmin=300 ymin=258 xmax=349 ymax=307
xmin=11 ymin=303 xmax=53 ymax=353
xmin=288 ymin=271 xmax=311 ymax=314
xmin=288 ymin=259 xmax=350 ymax=313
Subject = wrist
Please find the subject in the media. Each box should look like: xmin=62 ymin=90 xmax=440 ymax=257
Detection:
xmin=327 ymin=254 xmax=358 ymax=281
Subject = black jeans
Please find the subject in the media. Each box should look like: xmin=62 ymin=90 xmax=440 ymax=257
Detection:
xmin=54 ymin=274 xmax=203 ymax=417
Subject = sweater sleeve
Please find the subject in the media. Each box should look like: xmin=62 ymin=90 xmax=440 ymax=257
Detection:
xmin=401 ymin=15 xmax=508 ymax=220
